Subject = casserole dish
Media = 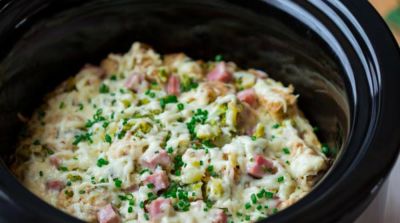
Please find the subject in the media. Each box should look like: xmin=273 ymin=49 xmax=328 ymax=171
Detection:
xmin=0 ymin=0 xmax=399 ymax=222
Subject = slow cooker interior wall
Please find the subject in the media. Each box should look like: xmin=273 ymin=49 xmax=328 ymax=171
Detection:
xmin=0 ymin=0 xmax=349 ymax=170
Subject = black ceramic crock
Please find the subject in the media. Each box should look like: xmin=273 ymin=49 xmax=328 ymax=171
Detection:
xmin=0 ymin=0 xmax=399 ymax=222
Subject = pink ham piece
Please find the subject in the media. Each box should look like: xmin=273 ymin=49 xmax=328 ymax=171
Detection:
xmin=97 ymin=204 xmax=121 ymax=223
xmin=237 ymin=88 xmax=257 ymax=107
xmin=212 ymin=209 xmax=228 ymax=223
xmin=141 ymin=150 xmax=171 ymax=170
xmin=167 ymin=75 xmax=180 ymax=95
xmin=147 ymin=198 xmax=172 ymax=220
xmin=144 ymin=171 xmax=169 ymax=192
xmin=207 ymin=62 xmax=232 ymax=83
xmin=49 ymin=155 xmax=60 ymax=168
xmin=124 ymin=72 xmax=148 ymax=92
xmin=46 ymin=180 xmax=65 ymax=191
xmin=247 ymin=155 xmax=275 ymax=178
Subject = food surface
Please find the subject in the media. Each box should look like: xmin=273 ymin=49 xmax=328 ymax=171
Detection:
xmin=12 ymin=42 xmax=329 ymax=223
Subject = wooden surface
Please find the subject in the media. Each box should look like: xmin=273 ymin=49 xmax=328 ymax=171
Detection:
xmin=370 ymin=0 xmax=398 ymax=15
xmin=370 ymin=0 xmax=400 ymax=42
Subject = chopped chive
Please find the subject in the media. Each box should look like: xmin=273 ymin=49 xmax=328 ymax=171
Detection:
xmin=215 ymin=54 xmax=223 ymax=62
xmin=58 ymin=166 xmax=68 ymax=172
xmin=257 ymin=189 xmax=265 ymax=198
xmin=272 ymin=123 xmax=280 ymax=129
xmin=111 ymin=99 xmax=117 ymax=106
xmin=282 ymin=147 xmax=290 ymax=154
xmin=78 ymin=103 xmax=84 ymax=110
xmin=160 ymin=95 xmax=178 ymax=109
xmin=105 ymin=134 xmax=112 ymax=144
xmin=97 ymin=158 xmax=109 ymax=167
xmin=59 ymin=102 xmax=65 ymax=109
xmin=277 ymin=176 xmax=284 ymax=183
xmin=99 ymin=84 xmax=110 ymax=93
xmin=167 ymin=147 xmax=173 ymax=154
xmin=113 ymin=178 xmax=122 ymax=188
xmin=251 ymin=194 xmax=257 ymax=204
xmin=245 ymin=202 xmax=251 ymax=209
xmin=118 ymin=195 xmax=127 ymax=200
xmin=265 ymin=191 xmax=273 ymax=199
xmin=177 ymin=103 xmax=184 ymax=111
xmin=140 ymin=169 xmax=150 ymax=175
xmin=321 ymin=144 xmax=330 ymax=156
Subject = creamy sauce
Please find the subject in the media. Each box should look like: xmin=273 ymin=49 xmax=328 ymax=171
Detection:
xmin=13 ymin=42 xmax=328 ymax=223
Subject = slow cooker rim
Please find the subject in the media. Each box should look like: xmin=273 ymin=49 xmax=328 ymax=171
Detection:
xmin=264 ymin=1 xmax=400 ymax=222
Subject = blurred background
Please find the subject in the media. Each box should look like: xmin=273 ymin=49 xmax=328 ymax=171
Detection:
xmin=371 ymin=0 xmax=400 ymax=42
xmin=356 ymin=1 xmax=400 ymax=223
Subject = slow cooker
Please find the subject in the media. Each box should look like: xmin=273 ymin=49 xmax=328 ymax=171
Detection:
xmin=0 ymin=0 xmax=399 ymax=222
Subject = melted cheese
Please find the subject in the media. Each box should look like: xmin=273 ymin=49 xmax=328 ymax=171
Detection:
xmin=13 ymin=42 xmax=329 ymax=223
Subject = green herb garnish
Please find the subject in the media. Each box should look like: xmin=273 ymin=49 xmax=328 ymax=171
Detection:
xmin=177 ymin=103 xmax=184 ymax=111
xmin=97 ymin=158 xmax=109 ymax=167
xmin=113 ymin=178 xmax=122 ymax=188
xmin=321 ymin=144 xmax=330 ymax=156
xmin=105 ymin=134 xmax=112 ymax=144
xmin=160 ymin=95 xmax=178 ymax=109
xmin=282 ymin=147 xmax=290 ymax=154
xmin=215 ymin=54 xmax=223 ymax=62
xmin=99 ymin=84 xmax=110 ymax=94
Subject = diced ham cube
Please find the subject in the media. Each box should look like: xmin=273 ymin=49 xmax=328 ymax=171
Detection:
xmin=144 ymin=171 xmax=169 ymax=192
xmin=146 ymin=198 xmax=172 ymax=220
xmin=124 ymin=72 xmax=148 ymax=92
xmin=167 ymin=75 xmax=180 ymax=95
xmin=207 ymin=62 xmax=232 ymax=83
xmin=212 ymin=209 xmax=228 ymax=223
xmin=97 ymin=204 xmax=121 ymax=223
xmin=237 ymin=88 xmax=257 ymax=107
xmin=247 ymin=155 xmax=275 ymax=178
xmin=46 ymin=180 xmax=65 ymax=191
xmin=49 ymin=155 xmax=60 ymax=168
xmin=141 ymin=150 xmax=171 ymax=170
